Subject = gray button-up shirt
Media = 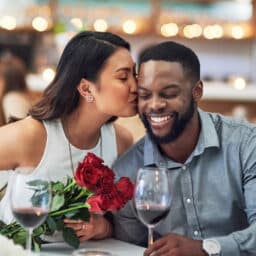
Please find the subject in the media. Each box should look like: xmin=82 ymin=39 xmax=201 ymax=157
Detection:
xmin=113 ymin=109 xmax=256 ymax=256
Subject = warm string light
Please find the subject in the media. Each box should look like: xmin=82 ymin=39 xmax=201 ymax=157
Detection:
xmin=32 ymin=17 xmax=49 ymax=32
xmin=0 ymin=16 xmax=16 ymax=30
xmin=122 ymin=19 xmax=137 ymax=34
xmin=0 ymin=3 xmax=252 ymax=39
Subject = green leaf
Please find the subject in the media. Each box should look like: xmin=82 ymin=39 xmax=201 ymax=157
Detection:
xmin=0 ymin=220 xmax=6 ymax=228
xmin=52 ymin=182 xmax=65 ymax=193
xmin=12 ymin=229 xmax=26 ymax=247
xmin=55 ymin=219 xmax=64 ymax=231
xmin=51 ymin=194 xmax=65 ymax=211
xmin=72 ymin=208 xmax=90 ymax=222
xmin=33 ymin=239 xmax=41 ymax=252
xmin=27 ymin=179 xmax=49 ymax=189
xmin=33 ymin=226 xmax=44 ymax=237
xmin=46 ymin=216 xmax=57 ymax=231
xmin=64 ymin=210 xmax=80 ymax=219
xmin=31 ymin=191 xmax=50 ymax=207
xmin=63 ymin=227 xmax=80 ymax=249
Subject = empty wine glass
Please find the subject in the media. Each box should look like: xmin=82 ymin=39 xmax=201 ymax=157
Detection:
xmin=134 ymin=167 xmax=171 ymax=247
xmin=10 ymin=168 xmax=52 ymax=255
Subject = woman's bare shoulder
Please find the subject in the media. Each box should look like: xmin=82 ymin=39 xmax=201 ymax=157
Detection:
xmin=0 ymin=117 xmax=46 ymax=169
xmin=113 ymin=122 xmax=134 ymax=156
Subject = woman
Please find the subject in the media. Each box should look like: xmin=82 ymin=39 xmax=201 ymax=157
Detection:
xmin=0 ymin=31 xmax=137 ymax=240
xmin=0 ymin=55 xmax=41 ymax=124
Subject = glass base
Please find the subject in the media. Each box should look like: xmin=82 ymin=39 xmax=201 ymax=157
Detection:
xmin=72 ymin=249 xmax=113 ymax=256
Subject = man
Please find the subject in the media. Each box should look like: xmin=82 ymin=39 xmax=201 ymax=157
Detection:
xmin=113 ymin=41 xmax=256 ymax=256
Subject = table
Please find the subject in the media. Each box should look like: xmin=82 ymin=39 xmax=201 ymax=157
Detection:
xmin=41 ymin=238 xmax=145 ymax=256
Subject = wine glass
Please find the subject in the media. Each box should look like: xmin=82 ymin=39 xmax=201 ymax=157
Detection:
xmin=134 ymin=167 xmax=171 ymax=247
xmin=10 ymin=168 xmax=52 ymax=255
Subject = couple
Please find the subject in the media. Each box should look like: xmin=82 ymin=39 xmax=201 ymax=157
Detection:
xmin=0 ymin=31 xmax=255 ymax=256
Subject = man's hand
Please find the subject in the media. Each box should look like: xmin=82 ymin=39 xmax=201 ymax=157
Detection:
xmin=144 ymin=233 xmax=207 ymax=256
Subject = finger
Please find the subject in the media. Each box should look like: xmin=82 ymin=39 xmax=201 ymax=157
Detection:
xmin=79 ymin=234 xmax=94 ymax=242
xmin=76 ymin=223 xmax=90 ymax=237
xmin=63 ymin=219 xmax=82 ymax=224
xmin=145 ymin=238 xmax=177 ymax=256
xmin=148 ymin=245 xmax=171 ymax=256
xmin=65 ymin=223 xmax=82 ymax=231
xmin=145 ymin=241 xmax=165 ymax=256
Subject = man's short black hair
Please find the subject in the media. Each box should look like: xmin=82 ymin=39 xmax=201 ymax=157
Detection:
xmin=139 ymin=41 xmax=200 ymax=83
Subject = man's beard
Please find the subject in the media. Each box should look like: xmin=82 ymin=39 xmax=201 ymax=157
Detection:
xmin=139 ymin=98 xmax=195 ymax=144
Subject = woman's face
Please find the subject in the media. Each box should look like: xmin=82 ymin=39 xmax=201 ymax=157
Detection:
xmin=91 ymin=48 xmax=137 ymax=117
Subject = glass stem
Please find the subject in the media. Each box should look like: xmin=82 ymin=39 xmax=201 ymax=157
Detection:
xmin=26 ymin=228 xmax=33 ymax=254
xmin=148 ymin=226 xmax=153 ymax=247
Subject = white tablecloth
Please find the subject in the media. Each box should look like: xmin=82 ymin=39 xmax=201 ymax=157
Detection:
xmin=41 ymin=238 xmax=145 ymax=256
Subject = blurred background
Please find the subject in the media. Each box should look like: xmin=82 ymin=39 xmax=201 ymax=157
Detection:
xmin=0 ymin=0 xmax=256 ymax=140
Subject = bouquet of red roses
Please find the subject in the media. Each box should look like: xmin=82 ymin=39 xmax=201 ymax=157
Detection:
xmin=75 ymin=153 xmax=134 ymax=213
xmin=0 ymin=153 xmax=134 ymax=250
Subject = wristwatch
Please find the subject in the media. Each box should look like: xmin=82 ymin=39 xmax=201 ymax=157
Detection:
xmin=202 ymin=239 xmax=221 ymax=255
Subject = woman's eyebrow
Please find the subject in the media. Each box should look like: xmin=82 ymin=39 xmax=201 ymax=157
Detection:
xmin=115 ymin=63 xmax=136 ymax=73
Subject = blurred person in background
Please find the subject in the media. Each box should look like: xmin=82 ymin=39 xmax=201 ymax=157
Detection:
xmin=113 ymin=41 xmax=256 ymax=256
xmin=0 ymin=55 xmax=41 ymax=124
xmin=0 ymin=30 xmax=137 ymax=241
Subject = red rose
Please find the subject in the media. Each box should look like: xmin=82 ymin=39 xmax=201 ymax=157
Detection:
xmin=83 ymin=152 xmax=103 ymax=166
xmin=74 ymin=153 xmax=115 ymax=193
xmin=74 ymin=163 xmax=103 ymax=192
xmin=74 ymin=152 xmax=134 ymax=214
xmin=116 ymin=177 xmax=134 ymax=202
xmin=87 ymin=186 xmax=125 ymax=213
xmin=87 ymin=195 xmax=105 ymax=213
xmin=104 ymin=186 xmax=125 ymax=211
xmin=94 ymin=166 xmax=115 ymax=194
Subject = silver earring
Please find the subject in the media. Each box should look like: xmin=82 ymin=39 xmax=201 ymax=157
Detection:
xmin=86 ymin=95 xmax=94 ymax=102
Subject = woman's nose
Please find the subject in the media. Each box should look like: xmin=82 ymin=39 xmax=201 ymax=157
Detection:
xmin=130 ymin=75 xmax=137 ymax=93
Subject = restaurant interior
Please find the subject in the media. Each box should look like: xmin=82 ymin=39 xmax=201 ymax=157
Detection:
xmin=1 ymin=1 xmax=256 ymax=255
xmin=0 ymin=0 xmax=256 ymax=141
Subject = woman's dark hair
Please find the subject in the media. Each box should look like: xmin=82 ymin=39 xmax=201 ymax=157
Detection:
xmin=29 ymin=31 xmax=130 ymax=121
xmin=139 ymin=41 xmax=200 ymax=83
xmin=0 ymin=56 xmax=27 ymax=94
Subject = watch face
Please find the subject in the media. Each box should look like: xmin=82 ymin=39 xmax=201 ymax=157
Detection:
xmin=203 ymin=239 xmax=221 ymax=254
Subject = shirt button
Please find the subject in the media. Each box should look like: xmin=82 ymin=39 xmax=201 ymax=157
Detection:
xmin=186 ymin=198 xmax=191 ymax=204
xmin=159 ymin=161 xmax=165 ymax=167
xmin=194 ymin=230 xmax=199 ymax=236
xmin=182 ymin=165 xmax=186 ymax=171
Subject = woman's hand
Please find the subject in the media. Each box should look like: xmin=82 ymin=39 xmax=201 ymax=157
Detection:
xmin=64 ymin=214 xmax=112 ymax=242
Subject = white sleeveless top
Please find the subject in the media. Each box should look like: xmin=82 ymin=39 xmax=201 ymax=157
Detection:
xmin=0 ymin=119 xmax=118 ymax=224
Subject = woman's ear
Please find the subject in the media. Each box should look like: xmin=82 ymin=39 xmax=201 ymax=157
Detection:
xmin=77 ymin=78 xmax=90 ymax=96
xmin=77 ymin=78 xmax=95 ymax=102
xmin=192 ymin=80 xmax=203 ymax=102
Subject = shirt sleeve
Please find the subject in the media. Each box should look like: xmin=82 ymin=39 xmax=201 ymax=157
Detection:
xmin=113 ymin=200 xmax=148 ymax=247
xmin=215 ymin=127 xmax=256 ymax=256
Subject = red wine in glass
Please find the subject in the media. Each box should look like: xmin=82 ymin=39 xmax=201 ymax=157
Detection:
xmin=10 ymin=169 xmax=52 ymax=255
xmin=134 ymin=167 xmax=171 ymax=247
xmin=137 ymin=204 xmax=170 ymax=226
xmin=13 ymin=207 xmax=48 ymax=228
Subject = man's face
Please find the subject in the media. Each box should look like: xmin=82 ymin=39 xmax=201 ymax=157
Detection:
xmin=138 ymin=60 xmax=196 ymax=144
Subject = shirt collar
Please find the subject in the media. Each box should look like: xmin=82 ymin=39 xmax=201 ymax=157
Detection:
xmin=143 ymin=109 xmax=220 ymax=167
xmin=194 ymin=109 xmax=220 ymax=155
xmin=143 ymin=135 xmax=167 ymax=167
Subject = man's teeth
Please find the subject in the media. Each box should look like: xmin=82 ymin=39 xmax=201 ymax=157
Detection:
xmin=150 ymin=116 xmax=171 ymax=123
